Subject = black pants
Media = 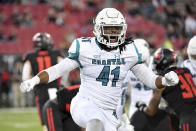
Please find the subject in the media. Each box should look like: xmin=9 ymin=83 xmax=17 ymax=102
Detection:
xmin=179 ymin=111 xmax=196 ymax=131
xmin=42 ymin=99 xmax=80 ymax=131
xmin=34 ymin=87 xmax=50 ymax=125
xmin=130 ymin=109 xmax=179 ymax=131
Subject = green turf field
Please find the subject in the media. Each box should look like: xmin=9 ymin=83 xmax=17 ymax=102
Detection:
xmin=0 ymin=102 xmax=130 ymax=131
xmin=0 ymin=108 xmax=42 ymax=131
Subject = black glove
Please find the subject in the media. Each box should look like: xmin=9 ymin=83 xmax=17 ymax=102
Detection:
xmin=135 ymin=101 xmax=147 ymax=112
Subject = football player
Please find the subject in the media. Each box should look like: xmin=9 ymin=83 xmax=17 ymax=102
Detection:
xmin=42 ymin=85 xmax=84 ymax=131
xmin=22 ymin=32 xmax=66 ymax=131
xmin=20 ymin=8 xmax=179 ymax=131
xmin=115 ymin=38 xmax=152 ymax=123
xmin=181 ymin=35 xmax=196 ymax=85
xmin=127 ymin=38 xmax=153 ymax=118
xmin=131 ymin=89 xmax=179 ymax=131
xmin=121 ymin=39 xmax=171 ymax=131
xmin=140 ymin=48 xmax=196 ymax=131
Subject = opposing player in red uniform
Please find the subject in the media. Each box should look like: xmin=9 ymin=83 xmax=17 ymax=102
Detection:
xmin=22 ymin=32 xmax=64 ymax=131
xmin=139 ymin=48 xmax=196 ymax=131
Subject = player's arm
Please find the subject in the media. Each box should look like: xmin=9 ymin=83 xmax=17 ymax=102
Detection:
xmin=143 ymin=88 xmax=164 ymax=116
xmin=20 ymin=58 xmax=79 ymax=92
xmin=57 ymin=55 xmax=70 ymax=86
xmin=131 ymin=64 xmax=179 ymax=89
xmin=22 ymin=60 xmax=33 ymax=81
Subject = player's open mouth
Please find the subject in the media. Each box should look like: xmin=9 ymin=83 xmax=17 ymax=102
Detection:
xmin=110 ymin=36 xmax=118 ymax=42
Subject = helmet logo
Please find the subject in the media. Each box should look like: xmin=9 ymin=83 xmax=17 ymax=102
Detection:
xmin=155 ymin=52 xmax=161 ymax=61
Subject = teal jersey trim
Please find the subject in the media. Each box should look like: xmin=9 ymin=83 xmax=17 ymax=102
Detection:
xmin=68 ymin=39 xmax=83 ymax=68
xmin=121 ymin=89 xmax=126 ymax=105
xmin=133 ymin=43 xmax=142 ymax=64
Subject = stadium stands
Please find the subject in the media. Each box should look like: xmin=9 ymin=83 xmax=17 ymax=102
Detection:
xmin=0 ymin=4 xmax=165 ymax=54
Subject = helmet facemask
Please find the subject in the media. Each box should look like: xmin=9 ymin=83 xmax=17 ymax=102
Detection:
xmin=93 ymin=8 xmax=127 ymax=48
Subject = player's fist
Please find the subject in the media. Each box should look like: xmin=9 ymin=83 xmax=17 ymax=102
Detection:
xmin=162 ymin=71 xmax=179 ymax=86
xmin=20 ymin=76 xmax=40 ymax=92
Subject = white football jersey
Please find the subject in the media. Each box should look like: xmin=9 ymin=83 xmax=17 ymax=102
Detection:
xmin=181 ymin=59 xmax=196 ymax=85
xmin=68 ymin=37 xmax=142 ymax=110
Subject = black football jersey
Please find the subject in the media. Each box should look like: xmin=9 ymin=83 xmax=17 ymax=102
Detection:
xmin=57 ymin=85 xmax=80 ymax=113
xmin=23 ymin=50 xmax=63 ymax=89
xmin=162 ymin=67 xmax=196 ymax=116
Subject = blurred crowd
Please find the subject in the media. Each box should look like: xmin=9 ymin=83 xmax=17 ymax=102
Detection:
xmin=0 ymin=0 xmax=196 ymax=108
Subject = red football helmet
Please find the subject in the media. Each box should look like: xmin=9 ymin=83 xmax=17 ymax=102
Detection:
xmin=153 ymin=48 xmax=177 ymax=74
xmin=32 ymin=32 xmax=53 ymax=50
